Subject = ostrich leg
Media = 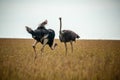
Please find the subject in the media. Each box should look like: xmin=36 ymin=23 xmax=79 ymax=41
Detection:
xmin=41 ymin=39 xmax=48 ymax=55
xmin=70 ymin=41 xmax=73 ymax=53
xmin=32 ymin=40 xmax=38 ymax=59
xmin=64 ymin=42 xmax=67 ymax=55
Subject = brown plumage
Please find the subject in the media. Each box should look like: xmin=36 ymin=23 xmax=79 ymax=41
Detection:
xmin=59 ymin=17 xmax=80 ymax=54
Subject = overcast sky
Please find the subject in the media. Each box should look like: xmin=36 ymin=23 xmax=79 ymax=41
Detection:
xmin=0 ymin=0 xmax=120 ymax=39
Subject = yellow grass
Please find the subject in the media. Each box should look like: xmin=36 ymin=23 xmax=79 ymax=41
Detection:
xmin=0 ymin=39 xmax=120 ymax=80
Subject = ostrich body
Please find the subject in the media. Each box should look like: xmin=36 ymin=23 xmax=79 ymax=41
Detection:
xmin=59 ymin=17 xmax=80 ymax=54
xmin=26 ymin=20 xmax=57 ymax=59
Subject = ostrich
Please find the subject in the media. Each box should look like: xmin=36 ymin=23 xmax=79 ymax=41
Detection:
xmin=59 ymin=17 xmax=80 ymax=54
xmin=25 ymin=20 xmax=57 ymax=59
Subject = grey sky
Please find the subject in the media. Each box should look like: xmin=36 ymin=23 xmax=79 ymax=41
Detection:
xmin=0 ymin=0 xmax=120 ymax=39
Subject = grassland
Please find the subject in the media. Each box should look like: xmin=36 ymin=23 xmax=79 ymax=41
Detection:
xmin=0 ymin=39 xmax=120 ymax=80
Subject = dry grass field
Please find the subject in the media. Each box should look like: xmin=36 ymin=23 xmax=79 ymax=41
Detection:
xmin=0 ymin=39 xmax=120 ymax=80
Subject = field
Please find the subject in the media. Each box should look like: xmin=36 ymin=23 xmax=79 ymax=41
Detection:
xmin=0 ymin=39 xmax=120 ymax=80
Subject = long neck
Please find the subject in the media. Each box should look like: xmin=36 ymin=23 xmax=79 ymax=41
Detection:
xmin=59 ymin=19 xmax=62 ymax=34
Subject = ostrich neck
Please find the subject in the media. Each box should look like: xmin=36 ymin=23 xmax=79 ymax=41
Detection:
xmin=59 ymin=20 xmax=62 ymax=34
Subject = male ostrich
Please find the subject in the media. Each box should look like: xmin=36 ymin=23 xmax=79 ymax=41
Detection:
xmin=25 ymin=20 xmax=57 ymax=59
xmin=59 ymin=17 xmax=80 ymax=54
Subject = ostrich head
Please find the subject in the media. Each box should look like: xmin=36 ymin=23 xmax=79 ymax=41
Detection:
xmin=59 ymin=17 xmax=62 ymax=20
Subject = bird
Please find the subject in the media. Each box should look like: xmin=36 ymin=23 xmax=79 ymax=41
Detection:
xmin=59 ymin=17 xmax=80 ymax=54
xmin=25 ymin=20 xmax=57 ymax=59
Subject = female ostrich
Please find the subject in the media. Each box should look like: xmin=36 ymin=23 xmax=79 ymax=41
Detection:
xmin=59 ymin=17 xmax=80 ymax=54
xmin=26 ymin=20 xmax=57 ymax=59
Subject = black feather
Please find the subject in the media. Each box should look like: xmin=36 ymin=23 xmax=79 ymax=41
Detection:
xmin=25 ymin=26 xmax=34 ymax=35
xmin=25 ymin=26 xmax=55 ymax=48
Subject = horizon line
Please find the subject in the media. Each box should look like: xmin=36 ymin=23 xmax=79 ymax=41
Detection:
xmin=0 ymin=37 xmax=119 ymax=41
